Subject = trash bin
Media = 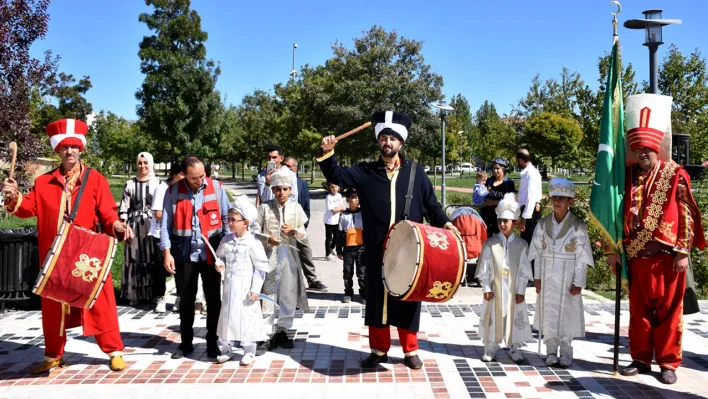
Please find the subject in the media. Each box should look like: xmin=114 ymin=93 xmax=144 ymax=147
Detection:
xmin=0 ymin=228 xmax=40 ymax=312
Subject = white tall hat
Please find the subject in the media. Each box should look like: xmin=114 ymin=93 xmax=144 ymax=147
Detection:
xmin=625 ymin=93 xmax=673 ymax=165
xmin=229 ymin=195 xmax=258 ymax=225
xmin=495 ymin=192 xmax=521 ymax=221
xmin=270 ymin=169 xmax=293 ymax=188
xmin=549 ymin=178 xmax=575 ymax=198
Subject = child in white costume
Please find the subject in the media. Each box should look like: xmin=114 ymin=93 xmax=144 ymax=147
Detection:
xmin=528 ymin=178 xmax=594 ymax=367
xmin=214 ymin=196 xmax=270 ymax=365
xmin=476 ymin=193 xmax=533 ymax=362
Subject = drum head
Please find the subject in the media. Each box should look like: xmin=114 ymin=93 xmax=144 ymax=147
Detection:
xmin=383 ymin=221 xmax=420 ymax=296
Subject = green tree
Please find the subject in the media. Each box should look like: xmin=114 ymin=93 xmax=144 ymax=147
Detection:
xmin=135 ymin=0 xmax=223 ymax=162
xmin=475 ymin=101 xmax=517 ymax=166
xmin=524 ymin=112 xmax=583 ymax=169
xmin=652 ymin=45 xmax=708 ymax=162
xmin=91 ymin=111 xmax=145 ymax=173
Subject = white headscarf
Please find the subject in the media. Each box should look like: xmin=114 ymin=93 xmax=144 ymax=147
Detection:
xmin=136 ymin=152 xmax=156 ymax=181
xmin=230 ymin=195 xmax=258 ymax=230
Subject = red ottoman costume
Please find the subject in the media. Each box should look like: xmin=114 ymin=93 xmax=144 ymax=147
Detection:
xmin=621 ymin=96 xmax=705 ymax=372
xmin=6 ymin=119 xmax=126 ymax=371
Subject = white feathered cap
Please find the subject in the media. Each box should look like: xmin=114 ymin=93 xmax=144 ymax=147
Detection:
xmin=549 ymin=178 xmax=575 ymax=198
xmin=270 ymin=169 xmax=293 ymax=188
xmin=229 ymin=195 xmax=258 ymax=226
xmin=495 ymin=192 xmax=521 ymax=221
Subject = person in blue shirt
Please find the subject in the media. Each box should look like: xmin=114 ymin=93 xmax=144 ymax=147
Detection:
xmin=472 ymin=170 xmax=489 ymax=206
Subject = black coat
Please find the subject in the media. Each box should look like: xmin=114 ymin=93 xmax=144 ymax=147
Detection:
xmin=318 ymin=153 xmax=449 ymax=331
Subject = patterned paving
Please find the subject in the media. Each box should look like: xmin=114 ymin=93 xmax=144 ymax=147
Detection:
xmin=1 ymin=298 xmax=708 ymax=398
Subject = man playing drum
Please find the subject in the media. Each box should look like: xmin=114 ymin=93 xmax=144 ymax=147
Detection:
xmin=317 ymin=111 xmax=457 ymax=370
xmin=2 ymin=119 xmax=133 ymax=373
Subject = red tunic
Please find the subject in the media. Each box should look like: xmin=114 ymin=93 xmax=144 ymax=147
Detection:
xmin=10 ymin=167 xmax=123 ymax=336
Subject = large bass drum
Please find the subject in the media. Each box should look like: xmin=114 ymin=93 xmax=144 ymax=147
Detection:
xmin=382 ymin=221 xmax=465 ymax=303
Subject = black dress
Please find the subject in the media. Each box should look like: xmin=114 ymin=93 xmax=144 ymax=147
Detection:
xmin=318 ymin=154 xmax=449 ymax=332
xmin=479 ymin=177 xmax=516 ymax=237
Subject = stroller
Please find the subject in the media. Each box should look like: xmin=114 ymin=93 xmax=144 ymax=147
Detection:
xmin=446 ymin=205 xmax=488 ymax=287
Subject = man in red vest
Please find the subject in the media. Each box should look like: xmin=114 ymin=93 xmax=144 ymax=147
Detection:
xmin=161 ymin=155 xmax=229 ymax=359
xmin=606 ymin=94 xmax=705 ymax=385
xmin=2 ymin=119 xmax=133 ymax=373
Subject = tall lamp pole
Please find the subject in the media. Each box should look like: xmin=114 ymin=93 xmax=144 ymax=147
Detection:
xmin=432 ymin=100 xmax=454 ymax=208
xmin=624 ymin=10 xmax=681 ymax=94
xmin=290 ymin=42 xmax=298 ymax=78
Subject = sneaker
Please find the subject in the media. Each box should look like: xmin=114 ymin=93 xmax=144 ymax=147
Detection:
xmin=171 ymin=344 xmax=194 ymax=359
xmin=559 ymin=355 xmax=572 ymax=368
xmin=272 ymin=330 xmax=294 ymax=349
xmin=255 ymin=341 xmax=268 ymax=356
xmin=482 ymin=354 xmax=495 ymax=362
xmin=172 ymin=297 xmax=180 ymax=312
xmin=546 ymin=354 xmax=559 ymax=366
xmin=342 ymin=296 xmax=352 ymax=303
xmin=308 ymin=281 xmax=328 ymax=292
xmin=240 ymin=353 xmax=255 ymax=365
xmin=326 ymin=254 xmax=338 ymax=261
xmin=510 ymin=347 xmax=524 ymax=363
xmin=207 ymin=342 xmax=221 ymax=358
xmin=154 ymin=297 xmax=166 ymax=313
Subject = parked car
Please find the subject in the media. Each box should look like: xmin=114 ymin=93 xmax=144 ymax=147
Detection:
xmin=423 ymin=166 xmax=431 ymax=174
xmin=460 ymin=163 xmax=476 ymax=173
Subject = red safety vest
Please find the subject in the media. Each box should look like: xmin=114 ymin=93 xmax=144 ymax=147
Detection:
xmin=169 ymin=178 xmax=223 ymax=263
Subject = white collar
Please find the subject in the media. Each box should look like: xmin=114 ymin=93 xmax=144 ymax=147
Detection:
xmin=553 ymin=211 xmax=570 ymax=226
xmin=521 ymin=163 xmax=534 ymax=175
xmin=499 ymin=232 xmax=516 ymax=245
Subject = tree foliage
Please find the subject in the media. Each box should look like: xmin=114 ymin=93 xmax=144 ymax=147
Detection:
xmin=475 ymin=101 xmax=517 ymax=165
xmin=135 ymin=0 xmax=223 ymax=162
xmin=524 ymin=112 xmax=583 ymax=169
xmin=0 ymin=0 xmax=57 ymax=186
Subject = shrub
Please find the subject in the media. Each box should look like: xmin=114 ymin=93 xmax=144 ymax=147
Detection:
xmin=689 ymin=174 xmax=708 ymax=298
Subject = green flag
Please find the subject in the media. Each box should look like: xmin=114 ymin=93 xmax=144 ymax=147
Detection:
xmin=589 ymin=38 xmax=626 ymax=277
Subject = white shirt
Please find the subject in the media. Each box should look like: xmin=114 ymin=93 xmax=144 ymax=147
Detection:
xmin=148 ymin=181 xmax=168 ymax=238
xmin=517 ymin=163 xmax=542 ymax=219
xmin=324 ymin=193 xmax=344 ymax=225
xmin=552 ymin=211 xmax=570 ymax=241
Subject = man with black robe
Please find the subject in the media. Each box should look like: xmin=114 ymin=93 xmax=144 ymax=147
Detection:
xmin=317 ymin=111 xmax=457 ymax=369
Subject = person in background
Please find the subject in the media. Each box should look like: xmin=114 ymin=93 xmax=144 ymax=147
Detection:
xmin=119 ymin=152 xmax=161 ymax=306
xmin=283 ymin=156 xmax=328 ymax=292
xmin=472 ymin=171 xmax=489 ymax=206
xmin=337 ymin=187 xmax=366 ymax=304
xmin=480 ymin=158 xmax=515 ymax=237
xmin=149 ymin=162 xmax=184 ymax=313
xmin=255 ymin=145 xmax=298 ymax=207
xmin=324 ymin=182 xmax=345 ymax=261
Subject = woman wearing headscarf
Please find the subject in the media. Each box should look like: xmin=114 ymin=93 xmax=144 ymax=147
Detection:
xmin=479 ymin=158 xmax=516 ymax=237
xmin=119 ymin=152 xmax=162 ymax=306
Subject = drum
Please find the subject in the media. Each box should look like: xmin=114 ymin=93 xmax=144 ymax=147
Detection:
xmin=33 ymin=221 xmax=118 ymax=309
xmin=382 ymin=221 xmax=466 ymax=302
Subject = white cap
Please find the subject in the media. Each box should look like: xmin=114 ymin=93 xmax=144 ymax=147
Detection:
xmin=495 ymin=193 xmax=520 ymax=221
xmin=549 ymin=178 xmax=575 ymax=198
xmin=270 ymin=169 xmax=293 ymax=188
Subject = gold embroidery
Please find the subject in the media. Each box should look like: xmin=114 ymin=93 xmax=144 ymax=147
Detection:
xmin=73 ymin=254 xmax=103 ymax=283
xmin=427 ymin=281 xmax=453 ymax=300
xmin=427 ymin=231 xmax=450 ymax=250
xmin=502 ymin=268 xmax=510 ymax=277
xmin=659 ymin=221 xmax=677 ymax=243
xmin=625 ymin=162 xmax=679 ymax=259
xmin=565 ymin=238 xmax=577 ymax=253
xmin=541 ymin=235 xmax=547 ymax=250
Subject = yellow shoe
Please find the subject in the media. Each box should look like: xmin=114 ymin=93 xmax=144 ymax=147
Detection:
xmin=109 ymin=355 xmax=126 ymax=371
xmin=31 ymin=358 xmax=65 ymax=374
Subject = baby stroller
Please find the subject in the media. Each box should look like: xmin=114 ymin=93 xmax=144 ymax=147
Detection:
xmin=446 ymin=205 xmax=488 ymax=287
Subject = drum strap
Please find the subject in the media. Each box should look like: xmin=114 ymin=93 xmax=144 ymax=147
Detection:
xmin=67 ymin=168 xmax=92 ymax=223
xmin=402 ymin=161 xmax=416 ymax=221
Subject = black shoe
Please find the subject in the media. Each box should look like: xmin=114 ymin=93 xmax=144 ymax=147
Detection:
xmin=206 ymin=342 xmax=221 ymax=358
xmin=620 ymin=361 xmax=651 ymax=376
xmin=255 ymin=341 xmax=268 ymax=356
xmin=273 ymin=330 xmax=294 ymax=349
xmin=658 ymin=368 xmax=677 ymax=384
xmin=404 ymin=355 xmax=424 ymax=370
xmin=308 ymin=281 xmax=328 ymax=292
xmin=361 ymin=353 xmax=388 ymax=368
xmin=172 ymin=344 xmax=194 ymax=359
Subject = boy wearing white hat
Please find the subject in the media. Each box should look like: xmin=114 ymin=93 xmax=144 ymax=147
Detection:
xmin=256 ymin=169 xmax=310 ymax=350
xmin=528 ymin=178 xmax=594 ymax=367
xmin=476 ymin=193 xmax=533 ymax=362
xmin=214 ymin=196 xmax=270 ymax=365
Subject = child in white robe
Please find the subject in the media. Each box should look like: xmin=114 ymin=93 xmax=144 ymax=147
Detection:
xmin=528 ymin=178 xmax=594 ymax=367
xmin=214 ymin=196 xmax=269 ymax=365
xmin=476 ymin=193 xmax=533 ymax=362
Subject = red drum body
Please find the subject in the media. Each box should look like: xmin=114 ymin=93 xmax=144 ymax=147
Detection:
xmin=33 ymin=222 xmax=118 ymax=309
xmin=382 ymin=221 xmax=466 ymax=303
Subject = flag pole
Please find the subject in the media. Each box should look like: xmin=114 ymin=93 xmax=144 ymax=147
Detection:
xmin=610 ymin=0 xmax=622 ymax=376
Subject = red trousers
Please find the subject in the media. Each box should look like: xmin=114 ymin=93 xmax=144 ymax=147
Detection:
xmin=628 ymin=253 xmax=684 ymax=370
xmin=42 ymin=299 xmax=124 ymax=360
xmin=369 ymin=326 xmax=418 ymax=356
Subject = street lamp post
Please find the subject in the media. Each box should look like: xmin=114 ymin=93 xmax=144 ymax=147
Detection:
xmin=458 ymin=131 xmax=464 ymax=179
xmin=290 ymin=42 xmax=298 ymax=78
xmin=624 ymin=9 xmax=681 ymax=94
xmin=432 ymin=100 xmax=454 ymax=209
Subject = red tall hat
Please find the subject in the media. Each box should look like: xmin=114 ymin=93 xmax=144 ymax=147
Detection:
xmin=46 ymin=119 xmax=88 ymax=152
xmin=627 ymin=107 xmax=664 ymax=153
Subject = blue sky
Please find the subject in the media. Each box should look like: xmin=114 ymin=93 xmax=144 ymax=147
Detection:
xmin=30 ymin=0 xmax=707 ymax=121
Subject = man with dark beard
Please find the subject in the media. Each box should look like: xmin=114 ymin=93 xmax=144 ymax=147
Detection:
xmin=317 ymin=111 xmax=457 ymax=369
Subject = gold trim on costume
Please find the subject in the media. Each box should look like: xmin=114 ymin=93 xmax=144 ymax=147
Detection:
xmin=35 ymin=224 xmax=71 ymax=295
xmin=8 ymin=192 xmax=23 ymax=215
xmin=315 ymin=150 xmax=335 ymax=163
xmin=401 ymin=223 xmax=425 ymax=301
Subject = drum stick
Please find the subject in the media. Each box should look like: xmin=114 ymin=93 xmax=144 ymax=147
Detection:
xmin=254 ymin=232 xmax=300 ymax=252
xmin=201 ymin=233 xmax=219 ymax=261
xmin=8 ymin=142 xmax=17 ymax=180
xmin=334 ymin=121 xmax=372 ymax=141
